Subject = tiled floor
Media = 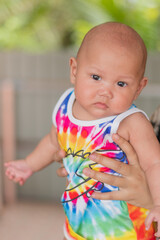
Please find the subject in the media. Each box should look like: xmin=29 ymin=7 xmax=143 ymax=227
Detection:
xmin=0 ymin=200 xmax=65 ymax=240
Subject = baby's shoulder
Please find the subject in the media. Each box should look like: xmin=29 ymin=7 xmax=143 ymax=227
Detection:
xmin=123 ymin=111 xmax=148 ymax=124
xmin=118 ymin=112 xmax=151 ymax=140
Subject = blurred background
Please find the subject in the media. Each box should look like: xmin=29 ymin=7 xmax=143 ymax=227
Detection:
xmin=0 ymin=0 xmax=160 ymax=239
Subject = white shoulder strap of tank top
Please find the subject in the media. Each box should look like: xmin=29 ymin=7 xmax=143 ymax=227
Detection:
xmin=52 ymin=88 xmax=74 ymax=127
xmin=110 ymin=106 xmax=149 ymax=135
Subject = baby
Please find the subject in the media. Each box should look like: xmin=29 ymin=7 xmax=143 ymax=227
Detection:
xmin=5 ymin=22 xmax=160 ymax=240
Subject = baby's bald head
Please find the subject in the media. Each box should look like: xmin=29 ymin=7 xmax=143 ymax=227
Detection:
xmin=77 ymin=22 xmax=147 ymax=78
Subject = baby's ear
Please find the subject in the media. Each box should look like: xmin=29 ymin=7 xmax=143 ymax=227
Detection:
xmin=134 ymin=77 xmax=148 ymax=100
xmin=69 ymin=57 xmax=77 ymax=84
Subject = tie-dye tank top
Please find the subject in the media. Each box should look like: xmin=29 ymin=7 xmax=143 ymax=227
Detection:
xmin=52 ymin=88 xmax=155 ymax=240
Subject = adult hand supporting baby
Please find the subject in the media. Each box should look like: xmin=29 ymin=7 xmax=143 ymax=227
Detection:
xmin=57 ymin=134 xmax=153 ymax=210
xmin=83 ymin=133 xmax=153 ymax=210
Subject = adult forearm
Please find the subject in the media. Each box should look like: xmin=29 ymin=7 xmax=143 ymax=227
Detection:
xmin=145 ymin=162 xmax=160 ymax=206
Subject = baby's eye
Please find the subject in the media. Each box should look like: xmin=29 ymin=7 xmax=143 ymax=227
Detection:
xmin=117 ymin=81 xmax=127 ymax=87
xmin=91 ymin=75 xmax=101 ymax=81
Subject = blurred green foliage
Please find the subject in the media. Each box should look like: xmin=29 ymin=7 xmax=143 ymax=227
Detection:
xmin=0 ymin=0 xmax=160 ymax=52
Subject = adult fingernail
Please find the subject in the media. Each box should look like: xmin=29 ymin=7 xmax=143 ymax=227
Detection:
xmin=91 ymin=193 xmax=96 ymax=198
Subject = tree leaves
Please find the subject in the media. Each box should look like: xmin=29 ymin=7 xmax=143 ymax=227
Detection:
xmin=0 ymin=0 xmax=159 ymax=52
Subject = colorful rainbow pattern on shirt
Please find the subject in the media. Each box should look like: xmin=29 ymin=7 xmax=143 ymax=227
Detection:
xmin=54 ymin=89 xmax=155 ymax=240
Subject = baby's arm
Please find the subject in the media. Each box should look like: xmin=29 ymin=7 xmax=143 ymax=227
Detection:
xmin=5 ymin=124 xmax=65 ymax=185
xmin=118 ymin=113 xmax=160 ymax=236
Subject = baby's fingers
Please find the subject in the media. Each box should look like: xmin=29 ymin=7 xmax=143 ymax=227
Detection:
xmin=19 ymin=179 xmax=25 ymax=186
xmin=5 ymin=167 xmax=23 ymax=184
xmin=11 ymin=176 xmax=24 ymax=185
xmin=4 ymin=161 xmax=16 ymax=167
xmin=5 ymin=168 xmax=15 ymax=179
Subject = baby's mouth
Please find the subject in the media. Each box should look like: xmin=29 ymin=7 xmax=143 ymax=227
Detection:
xmin=94 ymin=102 xmax=108 ymax=109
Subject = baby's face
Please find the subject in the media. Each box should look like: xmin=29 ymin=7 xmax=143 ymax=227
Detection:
xmin=70 ymin=41 xmax=147 ymax=121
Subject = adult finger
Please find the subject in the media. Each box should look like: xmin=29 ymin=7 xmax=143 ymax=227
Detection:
xmin=54 ymin=149 xmax=66 ymax=162
xmin=91 ymin=189 xmax=128 ymax=201
xmin=112 ymin=134 xmax=139 ymax=167
xmin=89 ymin=153 xmax=130 ymax=176
xmin=56 ymin=167 xmax=68 ymax=177
xmin=83 ymin=168 xmax=126 ymax=188
xmin=145 ymin=213 xmax=154 ymax=232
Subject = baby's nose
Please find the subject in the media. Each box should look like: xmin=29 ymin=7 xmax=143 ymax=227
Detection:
xmin=97 ymin=86 xmax=113 ymax=99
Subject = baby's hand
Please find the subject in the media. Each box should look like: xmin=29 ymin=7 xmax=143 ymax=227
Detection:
xmin=145 ymin=205 xmax=160 ymax=237
xmin=4 ymin=160 xmax=33 ymax=185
